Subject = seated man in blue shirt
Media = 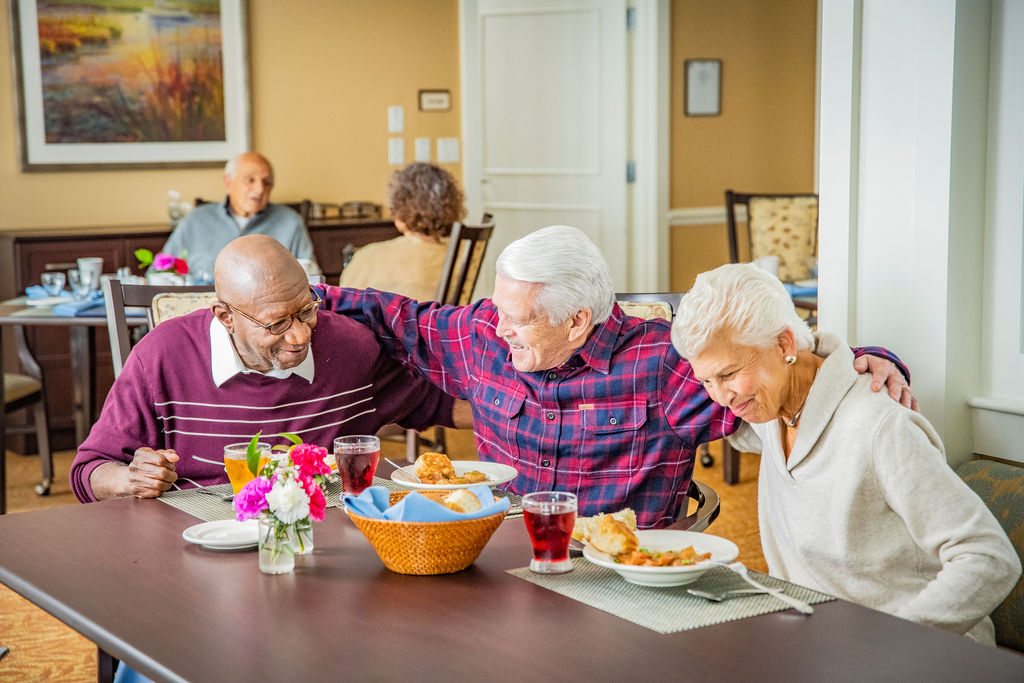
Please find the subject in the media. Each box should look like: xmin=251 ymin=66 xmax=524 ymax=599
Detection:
xmin=162 ymin=152 xmax=317 ymax=280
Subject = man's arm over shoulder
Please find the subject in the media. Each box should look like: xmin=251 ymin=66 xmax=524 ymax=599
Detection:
xmin=319 ymin=285 xmax=481 ymax=392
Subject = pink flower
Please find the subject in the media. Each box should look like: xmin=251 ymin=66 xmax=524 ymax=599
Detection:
xmin=290 ymin=443 xmax=330 ymax=478
xmin=152 ymin=253 xmax=177 ymax=271
xmin=173 ymin=258 xmax=189 ymax=275
xmin=307 ymin=484 xmax=327 ymax=522
xmin=233 ymin=476 xmax=274 ymax=521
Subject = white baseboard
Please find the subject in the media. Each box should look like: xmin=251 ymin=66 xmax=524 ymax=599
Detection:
xmin=968 ymin=395 xmax=1024 ymax=464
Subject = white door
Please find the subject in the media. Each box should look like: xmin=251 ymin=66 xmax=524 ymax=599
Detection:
xmin=461 ymin=0 xmax=628 ymax=296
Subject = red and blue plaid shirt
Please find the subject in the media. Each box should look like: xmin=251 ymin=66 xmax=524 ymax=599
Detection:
xmin=320 ymin=286 xmax=904 ymax=528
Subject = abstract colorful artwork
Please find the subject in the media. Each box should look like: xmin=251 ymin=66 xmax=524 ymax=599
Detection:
xmin=10 ymin=0 xmax=249 ymax=170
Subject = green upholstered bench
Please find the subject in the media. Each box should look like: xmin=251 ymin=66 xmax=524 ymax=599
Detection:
xmin=957 ymin=459 xmax=1024 ymax=652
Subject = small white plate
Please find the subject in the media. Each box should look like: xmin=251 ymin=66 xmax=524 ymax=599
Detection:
xmin=390 ymin=460 xmax=518 ymax=490
xmin=24 ymin=296 xmax=71 ymax=307
xmin=583 ymin=529 xmax=739 ymax=587
xmin=182 ymin=519 xmax=258 ymax=550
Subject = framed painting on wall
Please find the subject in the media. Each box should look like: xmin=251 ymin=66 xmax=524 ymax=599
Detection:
xmin=9 ymin=0 xmax=251 ymax=171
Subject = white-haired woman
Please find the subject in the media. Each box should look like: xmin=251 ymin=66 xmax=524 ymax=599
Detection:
xmin=671 ymin=263 xmax=1019 ymax=644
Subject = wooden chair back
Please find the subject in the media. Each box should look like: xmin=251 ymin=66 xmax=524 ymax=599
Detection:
xmin=614 ymin=292 xmax=685 ymax=321
xmin=435 ymin=220 xmax=495 ymax=306
xmin=103 ymin=279 xmax=217 ymax=378
xmin=724 ymin=190 xmax=819 ymax=281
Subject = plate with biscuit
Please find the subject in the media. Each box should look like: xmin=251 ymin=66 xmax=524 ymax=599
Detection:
xmin=575 ymin=510 xmax=738 ymax=587
xmin=391 ymin=452 xmax=518 ymax=490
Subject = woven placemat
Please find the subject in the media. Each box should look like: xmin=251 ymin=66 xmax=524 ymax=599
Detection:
xmin=160 ymin=476 xmax=523 ymax=522
xmin=508 ymin=559 xmax=834 ymax=634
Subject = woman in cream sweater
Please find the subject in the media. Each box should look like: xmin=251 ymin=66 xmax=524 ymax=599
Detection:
xmin=671 ymin=263 xmax=1019 ymax=644
xmin=340 ymin=162 xmax=465 ymax=300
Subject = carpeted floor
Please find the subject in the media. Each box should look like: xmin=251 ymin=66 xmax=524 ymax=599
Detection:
xmin=0 ymin=435 xmax=762 ymax=681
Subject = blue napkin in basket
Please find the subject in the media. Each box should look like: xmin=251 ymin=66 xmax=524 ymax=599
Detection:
xmin=344 ymin=485 xmax=509 ymax=522
xmin=25 ymin=285 xmax=72 ymax=301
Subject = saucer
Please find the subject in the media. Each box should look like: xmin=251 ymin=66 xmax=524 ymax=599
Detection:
xmin=182 ymin=519 xmax=258 ymax=550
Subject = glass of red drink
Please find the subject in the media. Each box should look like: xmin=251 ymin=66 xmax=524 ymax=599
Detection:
xmin=333 ymin=435 xmax=380 ymax=496
xmin=522 ymin=491 xmax=577 ymax=574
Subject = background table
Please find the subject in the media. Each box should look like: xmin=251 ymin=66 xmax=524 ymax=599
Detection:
xmin=0 ymin=495 xmax=1020 ymax=682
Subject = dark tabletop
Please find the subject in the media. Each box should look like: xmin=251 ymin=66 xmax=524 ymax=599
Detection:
xmin=0 ymin=494 xmax=1021 ymax=683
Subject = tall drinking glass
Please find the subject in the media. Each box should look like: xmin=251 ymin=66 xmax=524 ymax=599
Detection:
xmin=333 ymin=435 xmax=380 ymax=495
xmin=223 ymin=441 xmax=271 ymax=494
xmin=522 ymin=491 xmax=577 ymax=574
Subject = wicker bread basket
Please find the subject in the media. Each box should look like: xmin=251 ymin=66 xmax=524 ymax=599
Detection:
xmin=346 ymin=490 xmax=507 ymax=575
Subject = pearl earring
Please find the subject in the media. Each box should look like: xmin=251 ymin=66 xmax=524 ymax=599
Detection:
xmin=785 ymin=355 xmax=797 ymax=365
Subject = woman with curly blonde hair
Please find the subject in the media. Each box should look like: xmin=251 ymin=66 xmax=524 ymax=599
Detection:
xmin=340 ymin=163 xmax=466 ymax=300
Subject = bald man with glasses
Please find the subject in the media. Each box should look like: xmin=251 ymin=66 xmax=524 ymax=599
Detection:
xmin=71 ymin=235 xmax=464 ymax=502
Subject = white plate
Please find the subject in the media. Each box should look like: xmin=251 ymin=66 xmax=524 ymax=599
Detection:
xmin=583 ymin=529 xmax=739 ymax=587
xmin=390 ymin=460 xmax=518 ymax=490
xmin=24 ymin=296 xmax=71 ymax=307
xmin=793 ymin=279 xmax=818 ymax=287
xmin=182 ymin=519 xmax=259 ymax=550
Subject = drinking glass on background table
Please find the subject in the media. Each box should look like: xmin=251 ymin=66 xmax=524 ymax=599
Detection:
xmin=76 ymin=257 xmax=103 ymax=290
xmin=522 ymin=491 xmax=577 ymax=574
xmin=40 ymin=272 xmax=65 ymax=297
xmin=334 ymin=435 xmax=380 ymax=495
xmin=223 ymin=441 xmax=272 ymax=495
xmin=67 ymin=269 xmax=95 ymax=300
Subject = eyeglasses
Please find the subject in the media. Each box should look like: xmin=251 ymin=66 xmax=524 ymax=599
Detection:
xmin=222 ymin=287 xmax=322 ymax=335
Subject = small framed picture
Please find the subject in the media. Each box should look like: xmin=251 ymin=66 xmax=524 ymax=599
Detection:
xmin=684 ymin=59 xmax=722 ymax=117
xmin=418 ymin=90 xmax=451 ymax=112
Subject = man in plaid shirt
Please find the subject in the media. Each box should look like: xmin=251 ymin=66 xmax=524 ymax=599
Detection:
xmin=321 ymin=226 xmax=911 ymax=528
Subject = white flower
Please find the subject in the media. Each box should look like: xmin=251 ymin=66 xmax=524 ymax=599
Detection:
xmin=266 ymin=477 xmax=310 ymax=524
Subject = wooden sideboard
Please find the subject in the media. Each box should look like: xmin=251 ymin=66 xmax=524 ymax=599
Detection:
xmin=0 ymin=217 xmax=397 ymax=453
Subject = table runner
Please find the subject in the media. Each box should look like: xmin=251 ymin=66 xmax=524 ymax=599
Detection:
xmin=508 ymin=559 xmax=834 ymax=634
xmin=160 ymin=477 xmax=523 ymax=522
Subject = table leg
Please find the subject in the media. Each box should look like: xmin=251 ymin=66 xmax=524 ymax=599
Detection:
xmin=97 ymin=647 xmax=116 ymax=683
xmin=69 ymin=327 xmax=97 ymax=447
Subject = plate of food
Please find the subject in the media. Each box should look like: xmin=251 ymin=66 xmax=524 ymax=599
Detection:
xmin=182 ymin=519 xmax=259 ymax=551
xmin=579 ymin=511 xmax=738 ymax=587
xmin=390 ymin=452 xmax=518 ymax=490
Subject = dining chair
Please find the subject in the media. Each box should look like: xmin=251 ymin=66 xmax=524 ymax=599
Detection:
xmin=614 ymin=291 xmax=740 ymax=484
xmin=103 ymin=279 xmax=217 ymax=378
xmin=666 ymin=479 xmax=720 ymax=532
xmin=403 ymin=217 xmax=497 ymax=462
xmin=2 ymin=326 xmax=54 ymax=513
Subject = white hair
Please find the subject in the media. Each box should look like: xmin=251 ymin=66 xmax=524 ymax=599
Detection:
xmin=671 ymin=263 xmax=814 ymax=359
xmin=495 ymin=225 xmax=615 ymax=325
xmin=224 ymin=156 xmax=237 ymax=179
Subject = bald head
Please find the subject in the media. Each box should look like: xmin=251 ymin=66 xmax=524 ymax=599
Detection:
xmin=223 ymin=152 xmax=274 ymax=217
xmin=215 ymin=235 xmax=307 ymax=309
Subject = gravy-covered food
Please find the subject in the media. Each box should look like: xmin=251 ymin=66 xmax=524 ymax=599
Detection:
xmin=413 ymin=452 xmax=490 ymax=485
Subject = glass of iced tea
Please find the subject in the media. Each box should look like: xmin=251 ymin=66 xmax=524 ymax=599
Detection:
xmin=522 ymin=491 xmax=577 ymax=574
xmin=223 ymin=441 xmax=271 ymax=495
xmin=333 ymin=435 xmax=380 ymax=495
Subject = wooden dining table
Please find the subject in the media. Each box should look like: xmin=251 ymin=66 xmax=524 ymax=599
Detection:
xmin=0 ymin=478 xmax=1021 ymax=682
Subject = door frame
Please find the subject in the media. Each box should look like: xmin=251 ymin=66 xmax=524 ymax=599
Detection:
xmin=459 ymin=0 xmax=670 ymax=293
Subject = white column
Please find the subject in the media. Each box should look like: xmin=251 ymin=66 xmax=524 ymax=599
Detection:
xmin=818 ymin=0 xmax=992 ymax=466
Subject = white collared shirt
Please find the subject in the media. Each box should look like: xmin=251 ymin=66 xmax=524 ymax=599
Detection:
xmin=209 ymin=317 xmax=314 ymax=387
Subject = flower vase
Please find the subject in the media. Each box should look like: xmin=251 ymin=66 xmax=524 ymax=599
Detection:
xmin=290 ymin=517 xmax=314 ymax=555
xmin=146 ymin=271 xmax=185 ymax=286
xmin=258 ymin=513 xmax=295 ymax=574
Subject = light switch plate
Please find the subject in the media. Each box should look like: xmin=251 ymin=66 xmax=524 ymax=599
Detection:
xmin=437 ymin=137 xmax=460 ymax=163
xmin=414 ymin=138 xmax=431 ymax=162
xmin=387 ymin=106 xmax=404 ymax=133
xmin=388 ymin=137 xmax=404 ymax=165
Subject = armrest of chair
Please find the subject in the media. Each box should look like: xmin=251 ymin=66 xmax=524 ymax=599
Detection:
xmin=666 ymin=479 xmax=720 ymax=532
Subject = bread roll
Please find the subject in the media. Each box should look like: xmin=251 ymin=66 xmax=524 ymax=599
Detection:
xmin=414 ymin=452 xmax=456 ymax=483
xmin=589 ymin=515 xmax=639 ymax=556
xmin=571 ymin=508 xmax=637 ymax=542
xmin=443 ymin=489 xmax=482 ymax=513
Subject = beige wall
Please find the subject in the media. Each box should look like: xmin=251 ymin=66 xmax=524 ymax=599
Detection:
xmin=0 ymin=0 xmax=461 ymax=230
xmin=669 ymin=0 xmax=817 ymax=290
